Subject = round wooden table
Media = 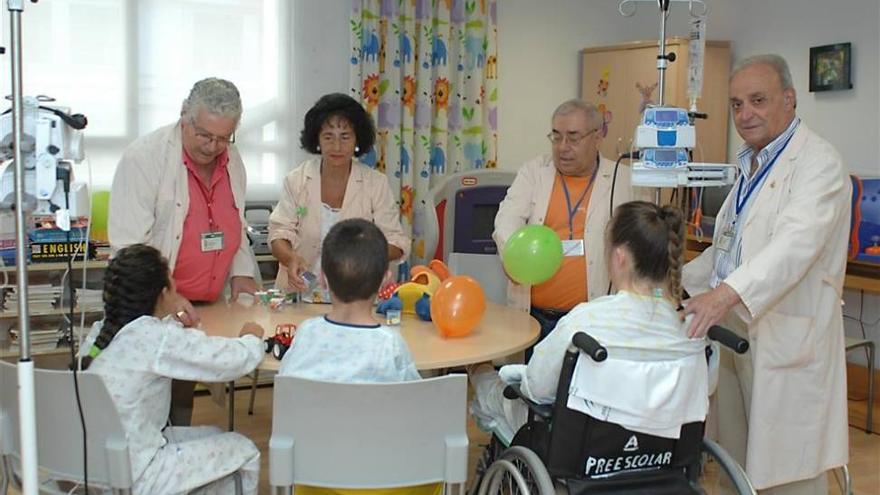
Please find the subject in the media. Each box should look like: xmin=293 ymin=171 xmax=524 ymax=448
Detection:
xmin=197 ymin=300 xmax=540 ymax=371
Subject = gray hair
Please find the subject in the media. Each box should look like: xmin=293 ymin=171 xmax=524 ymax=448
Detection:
xmin=180 ymin=78 xmax=243 ymax=123
xmin=731 ymin=54 xmax=794 ymax=91
xmin=552 ymin=99 xmax=604 ymax=130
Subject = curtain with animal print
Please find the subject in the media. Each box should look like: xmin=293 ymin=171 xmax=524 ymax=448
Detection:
xmin=349 ymin=0 xmax=498 ymax=267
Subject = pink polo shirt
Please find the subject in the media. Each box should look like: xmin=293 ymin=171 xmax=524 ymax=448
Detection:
xmin=172 ymin=149 xmax=242 ymax=302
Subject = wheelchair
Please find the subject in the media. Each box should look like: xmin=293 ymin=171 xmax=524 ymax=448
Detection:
xmin=473 ymin=326 xmax=756 ymax=495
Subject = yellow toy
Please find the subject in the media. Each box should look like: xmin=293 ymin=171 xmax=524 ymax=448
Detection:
xmin=394 ymin=282 xmax=432 ymax=314
xmin=392 ymin=260 xmax=452 ymax=313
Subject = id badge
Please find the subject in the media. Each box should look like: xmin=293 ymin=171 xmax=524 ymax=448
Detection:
xmin=717 ymin=229 xmax=735 ymax=253
xmin=201 ymin=231 xmax=224 ymax=252
xmin=561 ymin=239 xmax=585 ymax=257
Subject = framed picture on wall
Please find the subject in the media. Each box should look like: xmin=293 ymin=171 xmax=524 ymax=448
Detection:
xmin=809 ymin=43 xmax=853 ymax=92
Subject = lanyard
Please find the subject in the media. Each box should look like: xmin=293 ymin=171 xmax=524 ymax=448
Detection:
xmin=190 ymin=169 xmax=218 ymax=228
xmin=733 ymin=131 xmax=795 ymax=223
xmin=560 ymin=165 xmax=598 ymax=240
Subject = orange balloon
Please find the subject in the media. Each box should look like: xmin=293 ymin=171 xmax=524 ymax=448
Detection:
xmin=428 ymin=259 xmax=451 ymax=280
xmin=430 ymin=275 xmax=486 ymax=338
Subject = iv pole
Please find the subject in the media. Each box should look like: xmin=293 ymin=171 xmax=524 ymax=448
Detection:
xmin=7 ymin=0 xmax=39 ymax=493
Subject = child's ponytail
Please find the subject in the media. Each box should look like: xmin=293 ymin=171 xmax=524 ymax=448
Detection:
xmin=660 ymin=205 xmax=684 ymax=308
xmin=82 ymin=244 xmax=170 ymax=369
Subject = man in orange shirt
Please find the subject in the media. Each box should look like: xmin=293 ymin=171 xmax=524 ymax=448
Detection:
xmin=494 ymin=100 xmax=633 ymax=355
xmin=109 ymin=78 xmax=259 ymax=424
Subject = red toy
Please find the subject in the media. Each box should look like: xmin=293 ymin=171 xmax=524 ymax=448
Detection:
xmin=265 ymin=323 xmax=297 ymax=360
xmin=378 ymin=282 xmax=402 ymax=300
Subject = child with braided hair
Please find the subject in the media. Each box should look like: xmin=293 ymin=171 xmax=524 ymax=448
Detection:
xmin=80 ymin=243 xmax=265 ymax=495
xmin=471 ymin=201 xmax=710 ymax=444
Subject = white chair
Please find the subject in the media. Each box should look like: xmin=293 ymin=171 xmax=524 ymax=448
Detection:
xmin=0 ymin=360 xmax=133 ymax=494
xmin=269 ymin=374 xmax=469 ymax=495
xmin=447 ymin=252 xmax=508 ymax=306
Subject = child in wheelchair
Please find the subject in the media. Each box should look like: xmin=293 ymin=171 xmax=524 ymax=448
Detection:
xmin=471 ymin=202 xmax=757 ymax=495
xmin=471 ymin=201 xmax=709 ymax=446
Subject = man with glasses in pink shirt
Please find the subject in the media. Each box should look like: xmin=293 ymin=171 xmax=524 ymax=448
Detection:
xmin=109 ymin=77 xmax=258 ymax=425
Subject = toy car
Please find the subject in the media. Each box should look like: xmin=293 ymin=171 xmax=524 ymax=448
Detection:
xmin=265 ymin=323 xmax=297 ymax=360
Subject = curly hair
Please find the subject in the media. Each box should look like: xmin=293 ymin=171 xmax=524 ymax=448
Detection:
xmin=300 ymin=93 xmax=375 ymax=157
xmin=82 ymin=244 xmax=170 ymax=368
xmin=180 ymin=77 xmax=243 ymax=123
xmin=608 ymin=201 xmax=685 ymax=307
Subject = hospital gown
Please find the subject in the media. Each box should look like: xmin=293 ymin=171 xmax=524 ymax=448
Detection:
xmin=278 ymin=315 xmax=420 ymax=382
xmin=471 ymin=290 xmax=710 ymax=444
xmin=81 ymin=315 xmax=264 ymax=495
xmin=279 ymin=316 xmax=436 ymax=495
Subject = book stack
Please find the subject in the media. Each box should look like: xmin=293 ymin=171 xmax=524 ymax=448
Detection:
xmin=29 ymin=224 xmax=94 ymax=263
xmin=1 ymin=284 xmax=63 ymax=313
xmin=7 ymin=324 xmax=92 ymax=355
xmin=76 ymin=288 xmax=103 ymax=310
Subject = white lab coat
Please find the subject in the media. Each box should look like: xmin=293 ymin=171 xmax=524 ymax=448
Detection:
xmin=108 ymin=122 xmax=256 ymax=279
xmin=493 ymin=154 xmax=633 ymax=310
xmin=683 ymin=123 xmax=850 ymax=489
xmin=267 ymin=158 xmax=411 ymax=290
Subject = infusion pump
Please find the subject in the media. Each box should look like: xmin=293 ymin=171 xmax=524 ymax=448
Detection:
xmin=631 ymin=106 xmax=735 ymax=188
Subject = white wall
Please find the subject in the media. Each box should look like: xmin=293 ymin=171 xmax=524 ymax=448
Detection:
xmin=291 ymin=0 xmax=352 ymax=167
xmin=495 ymin=0 xmax=743 ymax=169
xmin=721 ymin=0 xmax=879 ymax=177
xmin=496 ymin=0 xmax=879 ymax=176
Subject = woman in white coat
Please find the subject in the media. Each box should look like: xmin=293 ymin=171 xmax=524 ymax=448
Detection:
xmin=268 ymin=93 xmax=410 ymax=299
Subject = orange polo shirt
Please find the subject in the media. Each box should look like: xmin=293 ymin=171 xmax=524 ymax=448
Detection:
xmin=172 ymin=149 xmax=242 ymax=302
xmin=530 ymin=173 xmax=594 ymax=311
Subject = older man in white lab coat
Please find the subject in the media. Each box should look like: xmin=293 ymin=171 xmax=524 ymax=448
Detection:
xmin=682 ymin=54 xmax=850 ymax=494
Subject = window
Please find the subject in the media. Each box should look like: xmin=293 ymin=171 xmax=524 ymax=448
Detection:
xmin=0 ymin=0 xmax=292 ymax=188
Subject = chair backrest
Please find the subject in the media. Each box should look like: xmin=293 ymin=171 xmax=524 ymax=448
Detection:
xmin=516 ymin=345 xmax=704 ymax=483
xmin=270 ymin=374 xmax=468 ymax=489
xmin=0 ymin=360 xmax=133 ymax=490
xmin=0 ymin=360 xmax=15 ymax=460
xmin=446 ymin=252 xmax=508 ymax=305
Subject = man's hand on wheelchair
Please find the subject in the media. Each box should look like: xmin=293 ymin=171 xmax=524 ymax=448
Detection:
xmin=680 ymin=283 xmax=742 ymax=338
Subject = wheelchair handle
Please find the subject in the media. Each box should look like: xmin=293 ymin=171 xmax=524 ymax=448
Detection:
xmin=503 ymin=385 xmax=553 ymax=419
xmin=707 ymin=325 xmax=749 ymax=354
xmin=503 ymin=385 xmax=521 ymax=400
xmin=573 ymin=332 xmax=608 ymax=362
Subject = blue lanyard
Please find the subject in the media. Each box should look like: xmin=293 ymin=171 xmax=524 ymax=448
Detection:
xmin=560 ymin=167 xmax=598 ymax=240
xmin=733 ymin=131 xmax=795 ymax=223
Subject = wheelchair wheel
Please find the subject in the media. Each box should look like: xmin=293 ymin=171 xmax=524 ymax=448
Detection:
xmin=477 ymin=446 xmax=555 ymax=495
xmin=470 ymin=435 xmax=505 ymax=494
xmin=697 ymin=438 xmax=757 ymax=495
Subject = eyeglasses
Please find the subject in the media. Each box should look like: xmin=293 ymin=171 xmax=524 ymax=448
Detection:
xmin=547 ymin=128 xmax=599 ymax=146
xmin=189 ymin=119 xmax=235 ymax=146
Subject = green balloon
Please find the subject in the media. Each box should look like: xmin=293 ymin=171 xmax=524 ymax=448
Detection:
xmin=91 ymin=190 xmax=111 ymax=242
xmin=502 ymin=225 xmax=563 ymax=285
